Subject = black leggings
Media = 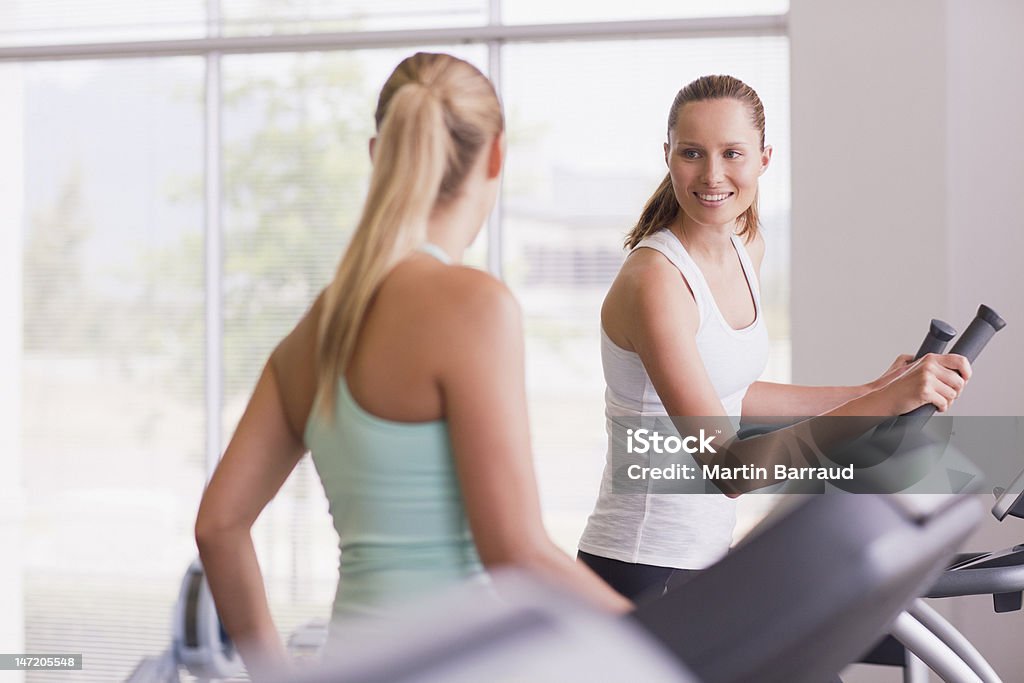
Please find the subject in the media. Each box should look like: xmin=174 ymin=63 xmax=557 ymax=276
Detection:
xmin=577 ymin=550 xmax=700 ymax=605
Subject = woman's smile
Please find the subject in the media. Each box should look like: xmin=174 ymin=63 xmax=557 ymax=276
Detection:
xmin=694 ymin=191 xmax=734 ymax=207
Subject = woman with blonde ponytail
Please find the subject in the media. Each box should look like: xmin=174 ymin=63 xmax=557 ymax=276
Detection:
xmin=577 ymin=74 xmax=970 ymax=600
xmin=194 ymin=52 xmax=629 ymax=679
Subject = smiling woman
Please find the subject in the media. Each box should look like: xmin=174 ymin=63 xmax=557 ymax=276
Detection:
xmin=668 ymin=96 xmax=770 ymax=245
xmin=576 ymin=73 xmax=970 ymax=601
xmin=626 ymin=75 xmax=769 ymax=253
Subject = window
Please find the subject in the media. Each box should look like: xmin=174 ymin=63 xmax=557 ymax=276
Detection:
xmin=221 ymin=0 xmax=489 ymax=34
xmin=0 ymin=2 xmax=206 ymax=45
xmin=504 ymin=0 xmax=787 ymax=24
xmin=10 ymin=57 xmax=208 ymax=681
xmin=2 ymin=4 xmax=789 ymax=679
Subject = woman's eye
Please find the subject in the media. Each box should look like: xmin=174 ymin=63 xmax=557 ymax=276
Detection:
xmin=724 ymin=150 xmax=742 ymax=159
xmin=681 ymin=149 xmax=701 ymax=159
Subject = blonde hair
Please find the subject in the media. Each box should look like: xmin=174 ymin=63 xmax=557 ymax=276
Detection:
xmin=625 ymin=75 xmax=766 ymax=250
xmin=316 ymin=52 xmax=503 ymax=414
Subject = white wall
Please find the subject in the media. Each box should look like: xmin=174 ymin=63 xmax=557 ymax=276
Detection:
xmin=790 ymin=0 xmax=1024 ymax=416
xmin=945 ymin=0 xmax=1024 ymax=417
xmin=791 ymin=0 xmax=1024 ymax=680
xmin=790 ymin=0 xmax=949 ymax=387
xmin=941 ymin=1 xmax=1024 ymax=678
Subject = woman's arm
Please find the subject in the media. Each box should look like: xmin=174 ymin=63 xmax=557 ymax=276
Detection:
xmin=742 ymin=381 xmax=868 ymax=417
xmin=439 ymin=270 xmax=631 ymax=613
xmin=742 ymin=354 xmax=918 ymax=417
xmin=194 ymin=361 xmax=306 ymax=679
xmin=615 ymin=250 xmax=970 ymax=495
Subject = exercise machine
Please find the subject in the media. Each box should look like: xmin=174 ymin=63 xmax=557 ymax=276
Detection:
xmin=855 ymin=304 xmax=1020 ymax=682
xmin=863 ymin=465 xmax=1024 ymax=683
xmin=125 ymin=560 xmax=242 ymax=682
xmin=276 ymin=492 xmax=982 ymax=683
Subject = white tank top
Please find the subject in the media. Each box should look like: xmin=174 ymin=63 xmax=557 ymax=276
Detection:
xmin=578 ymin=229 xmax=770 ymax=569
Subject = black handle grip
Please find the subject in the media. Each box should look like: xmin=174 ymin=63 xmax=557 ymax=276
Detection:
xmin=914 ymin=319 xmax=957 ymax=359
xmin=873 ymin=318 xmax=958 ymax=437
xmin=902 ymin=305 xmax=1006 ymax=418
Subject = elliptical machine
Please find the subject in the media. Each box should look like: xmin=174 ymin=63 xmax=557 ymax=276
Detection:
xmin=125 ymin=560 xmax=243 ymax=683
xmin=863 ymin=465 xmax=1024 ymax=683
xmin=858 ymin=305 xmax=1024 ymax=682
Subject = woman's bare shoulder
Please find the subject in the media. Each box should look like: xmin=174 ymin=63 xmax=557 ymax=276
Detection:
xmin=604 ymin=247 xmax=698 ymax=348
xmin=384 ymin=261 xmax=521 ymax=341
xmin=611 ymin=247 xmax=694 ymax=306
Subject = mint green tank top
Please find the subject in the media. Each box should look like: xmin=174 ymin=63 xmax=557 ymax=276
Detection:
xmin=303 ymin=244 xmax=483 ymax=620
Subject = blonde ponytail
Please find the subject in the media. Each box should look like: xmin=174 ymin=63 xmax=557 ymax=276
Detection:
xmin=316 ymin=53 xmax=503 ymax=416
xmin=625 ymin=173 xmax=679 ymax=250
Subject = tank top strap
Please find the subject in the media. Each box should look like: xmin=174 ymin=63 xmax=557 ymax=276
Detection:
xmin=632 ymin=229 xmax=712 ymax=321
xmin=729 ymin=233 xmax=762 ymax=307
xmin=417 ymin=242 xmax=452 ymax=265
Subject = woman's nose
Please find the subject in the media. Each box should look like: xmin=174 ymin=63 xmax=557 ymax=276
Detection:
xmin=701 ymin=158 xmax=724 ymax=185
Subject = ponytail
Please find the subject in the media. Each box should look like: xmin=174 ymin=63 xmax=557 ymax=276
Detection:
xmin=316 ymin=83 xmax=449 ymax=415
xmin=737 ymin=192 xmax=759 ymax=244
xmin=315 ymin=52 xmax=502 ymax=417
xmin=624 ymin=173 xmax=679 ymax=250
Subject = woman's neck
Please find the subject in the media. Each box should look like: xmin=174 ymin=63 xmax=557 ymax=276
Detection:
xmin=425 ymin=197 xmax=485 ymax=263
xmin=671 ymin=215 xmax=737 ymax=264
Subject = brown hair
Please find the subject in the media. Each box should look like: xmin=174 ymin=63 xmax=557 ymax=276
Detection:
xmin=316 ymin=52 xmax=503 ymax=414
xmin=624 ymin=75 xmax=766 ymax=250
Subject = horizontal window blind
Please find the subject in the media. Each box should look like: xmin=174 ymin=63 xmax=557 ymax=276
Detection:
xmin=220 ymin=0 xmax=488 ymax=35
xmin=15 ymin=58 xmax=208 ymax=681
xmin=504 ymin=0 xmax=788 ymax=24
xmin=0 ymin=2 xmax=207 ymax=46
xmin=0 ymin=1 xmax=490 ymax=48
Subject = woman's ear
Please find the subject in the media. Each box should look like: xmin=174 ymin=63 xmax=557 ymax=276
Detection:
xmin=368 ymin=137 xmax=377 ymax=162
xmin=759 ymin=144 xmax=773 ymax=175
xmin=486 ymin=132 xmax=505 ymax=179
